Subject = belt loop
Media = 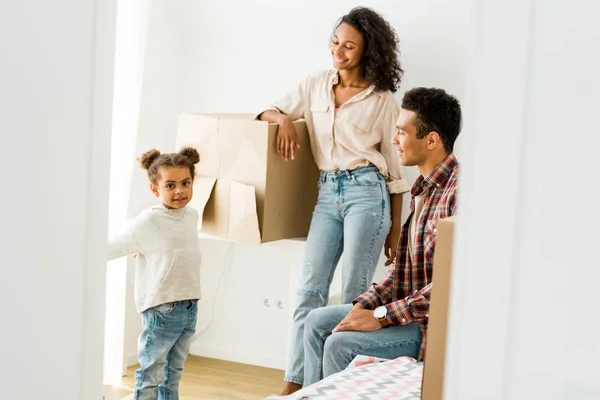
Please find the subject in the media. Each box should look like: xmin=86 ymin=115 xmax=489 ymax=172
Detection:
xmin=345 ymin=169 xmax=351 ymax=180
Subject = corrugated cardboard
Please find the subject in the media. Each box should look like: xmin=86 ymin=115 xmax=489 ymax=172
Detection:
xmin=176 ymin=113 xmax=320 ymax=244
xmin=422 ymin=216 xmax=456 ymax=400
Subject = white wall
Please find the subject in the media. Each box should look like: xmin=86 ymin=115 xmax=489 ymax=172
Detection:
xmin=445 ymin=0 xmax=600 ymax=399
xmin=116 ymin=0 xmax=470 ymax=370
xmin=178 ymin=0 xmax=469 ymax=115
xmin=0 ymin=1 xmax=115 ymax=399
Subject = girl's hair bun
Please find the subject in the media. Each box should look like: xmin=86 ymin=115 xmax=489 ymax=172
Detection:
xmin=138 ymin=149 xmax=161 ymax=170
xmin=179 ymin=146 xmax=200 ymax=164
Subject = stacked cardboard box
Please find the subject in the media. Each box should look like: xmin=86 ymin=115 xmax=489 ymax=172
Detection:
xmin=422 ymin=216 xmax=457 ymax=399
xmin=176 ymin=113 xmax=320 ymax=244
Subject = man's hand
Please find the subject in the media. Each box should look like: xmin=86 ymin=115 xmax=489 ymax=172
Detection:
xmin=384 ymin=225 xmax=401 ymax=266
xmin=333 ymin=304 xmax=381 ymax=333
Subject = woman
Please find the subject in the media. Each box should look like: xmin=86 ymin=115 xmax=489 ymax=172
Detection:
xmin=256 ymin=7 xmax=408 ymax=394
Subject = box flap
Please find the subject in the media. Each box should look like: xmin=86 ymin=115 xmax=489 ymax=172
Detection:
xmin=200 ymin=178 xmax=261 ymax=245
xmin=187 ymin=176 xmax=218 ymax=231
xmin=216 ymin=117 xmax=268 ymax=189
xmin=177 ymin=114 xmax=221 ymax=178
xmin=226 ymin=180 xmax=261 ymax=244
xmin=176 ymin=113 xmax=268 ymax=190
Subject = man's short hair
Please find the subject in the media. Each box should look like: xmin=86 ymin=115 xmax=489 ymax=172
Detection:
xmin=401 ymin=87 xmax=462 ymax=153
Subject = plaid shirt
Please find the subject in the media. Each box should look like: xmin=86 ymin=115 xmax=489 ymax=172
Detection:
xmin=354 ymin=153 xmax=459 ymax=361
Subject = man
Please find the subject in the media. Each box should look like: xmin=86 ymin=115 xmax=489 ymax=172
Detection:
xmin=301 ymin=87 xmax=461 ymax=386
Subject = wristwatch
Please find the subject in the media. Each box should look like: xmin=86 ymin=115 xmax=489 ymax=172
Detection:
xmin=373 ymin=305 xmax=390 ymax=328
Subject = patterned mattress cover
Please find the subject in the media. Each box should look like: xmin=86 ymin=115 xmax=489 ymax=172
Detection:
xmin=265 ymin=356 xmax=423 ymax=399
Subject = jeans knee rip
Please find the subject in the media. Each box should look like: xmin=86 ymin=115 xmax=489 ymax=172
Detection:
xmin=297 ymin=288 xmax=323 ymax=297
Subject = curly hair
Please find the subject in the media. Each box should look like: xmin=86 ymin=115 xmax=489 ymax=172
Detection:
xmin=401 ymin=88 xmax=462 ymax=153
xmin=335 ymin=7 xmax=403 ymax=93
xmin=137 ymin=147 xmax=200 ymax=184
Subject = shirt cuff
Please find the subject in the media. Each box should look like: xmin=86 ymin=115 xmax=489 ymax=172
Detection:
xmin=387 ymin=178 xmax=410 ymax=194
xmin=385 ymin=299 xmax=413 ymax=326
xmin=352 ymin=294 xmax=378 ymax=310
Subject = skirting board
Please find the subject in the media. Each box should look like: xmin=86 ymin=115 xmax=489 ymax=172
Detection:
xmin=189 ymin=342 xmax=285 ymax=371
xmin=125 ymin=353 xmax=138 ymax=369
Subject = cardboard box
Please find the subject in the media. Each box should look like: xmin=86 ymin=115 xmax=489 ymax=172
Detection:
xmin=176 ymin=113 xmax=320 ymax=244
xmin=422 ymin=216 xmax=456 ymax=400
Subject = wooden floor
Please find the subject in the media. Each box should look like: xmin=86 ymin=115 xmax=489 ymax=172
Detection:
xmin=104 ymin=355 xmax=284 ymax=400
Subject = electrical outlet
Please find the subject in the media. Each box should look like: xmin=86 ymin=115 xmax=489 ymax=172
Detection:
xmin=262 ymin=297 xmax=271 ymax=308
xmin=275 ymin=298 xmax=284 ymax=310
xmin=261 ymin=296 xmax=286 ymax=311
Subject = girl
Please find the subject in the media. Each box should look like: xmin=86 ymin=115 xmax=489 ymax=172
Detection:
xmin=256 ymin=7 xmax=408 ymax=394
xmin=108 ymin=147 xmax=202 ymax=400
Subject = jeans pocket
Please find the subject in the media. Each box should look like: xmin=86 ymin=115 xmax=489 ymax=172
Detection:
xmin=352 ymin=170 xmax=383 ymax=187
xmin=154 ymin=302 xmax=176 ymax=316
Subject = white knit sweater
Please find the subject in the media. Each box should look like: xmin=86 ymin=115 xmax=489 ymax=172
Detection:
xmin=108 ymin=205 xmax=201 ymax=313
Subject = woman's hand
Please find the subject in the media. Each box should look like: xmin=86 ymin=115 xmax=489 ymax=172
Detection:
xmin=277 ymin=116 xmax=300 ymax=161
xmin=385 ymin=194 xmax=404 ymax=266
xmin=384 ymin=225 xmax=401 ymax=266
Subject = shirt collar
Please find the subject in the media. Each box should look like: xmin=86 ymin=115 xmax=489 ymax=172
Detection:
xmin=152 ymin=204 xmax=187 ymax=214
xmin=411 ymin=153 xmax=458 ymax=196
xmin=328 ymin=70 xmax=379 ymax=100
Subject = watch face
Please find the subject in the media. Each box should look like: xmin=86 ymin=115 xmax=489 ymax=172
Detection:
xmin=374 ymin=306 xmax=387 ymax=319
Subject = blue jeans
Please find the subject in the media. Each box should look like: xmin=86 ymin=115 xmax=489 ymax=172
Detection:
xmin=284 ymin=165 xmax=392 ymax=385
xmin=303 ymin=304 xmax=423 ymax=386
xmin=135 ymin=300 xmax=198 ymax=400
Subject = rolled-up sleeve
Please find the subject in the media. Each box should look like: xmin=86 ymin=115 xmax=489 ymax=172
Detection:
xmin=254 ymin=78 xmax=307 ymax=121
xmin=385 ymin=282 xmax=432 ymax=325
xmin=353 ymin=268 xmax=395 ymax=310
xmin=381 ymin=97 xmax=410 ymax=194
